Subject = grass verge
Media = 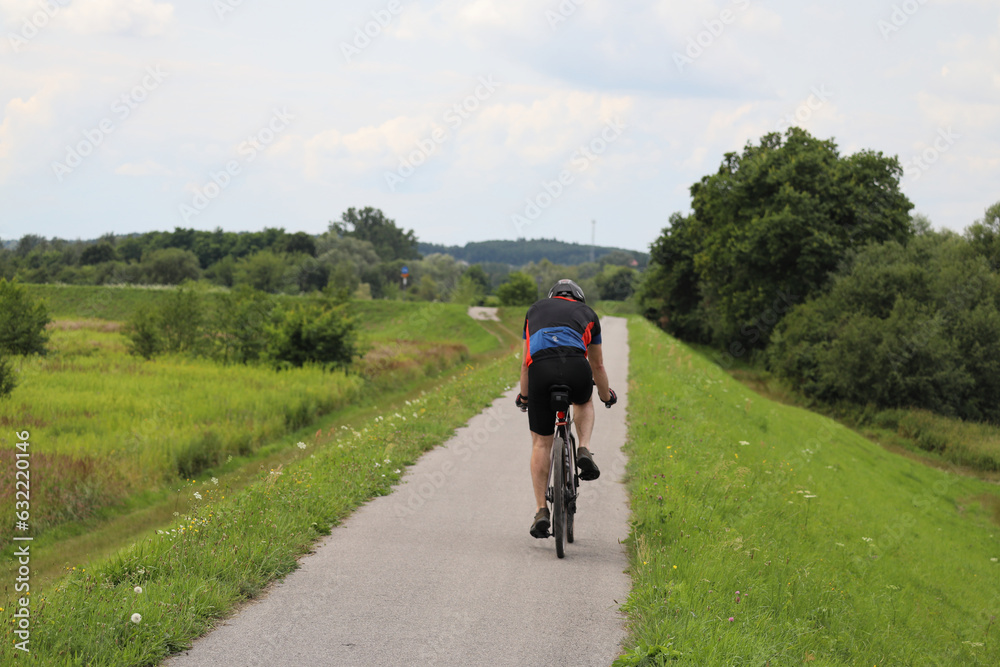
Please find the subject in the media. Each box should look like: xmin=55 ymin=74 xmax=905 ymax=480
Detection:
xmin=0 ymin=351 xmax=517 ymax=665
xmin=616 ymin=317 xmax=1000 ymax=665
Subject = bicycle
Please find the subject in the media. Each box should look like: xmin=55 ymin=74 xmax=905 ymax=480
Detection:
xmin=546 ymin=384 xmax=578 ymax=559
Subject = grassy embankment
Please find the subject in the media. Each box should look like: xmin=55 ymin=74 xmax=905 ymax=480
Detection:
xmin=617 ymin=316 xmax=1000 ymax=665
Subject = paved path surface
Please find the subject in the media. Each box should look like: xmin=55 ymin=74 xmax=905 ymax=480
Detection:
xmin=165 ymin=317 xmax=631 ymax=667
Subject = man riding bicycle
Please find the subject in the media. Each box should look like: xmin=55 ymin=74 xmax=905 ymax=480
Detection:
xmin=515 ymin=279 xmax=617 ymax=538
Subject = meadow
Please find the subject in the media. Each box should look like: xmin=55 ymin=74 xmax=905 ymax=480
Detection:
xmin=616 ymin=317 xmax=1000 ymax=665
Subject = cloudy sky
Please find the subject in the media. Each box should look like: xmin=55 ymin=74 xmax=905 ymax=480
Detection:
xmin=1 ymin=0 xmax=997 ymax=253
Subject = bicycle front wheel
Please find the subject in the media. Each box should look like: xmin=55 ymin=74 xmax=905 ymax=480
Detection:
xmin=552 ymin=433 xmax=567 ymax=558
xmin=566 ymin=436 xmax=576 ymax=544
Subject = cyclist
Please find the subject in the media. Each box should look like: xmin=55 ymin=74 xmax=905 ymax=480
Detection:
xmin=515 ymin=279 xmax=617 ymax=538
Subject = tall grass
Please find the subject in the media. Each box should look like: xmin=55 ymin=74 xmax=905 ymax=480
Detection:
xmin=617 ymin=317 xmax=1000 ymax=665
xmin=0 ymin=325 xmax=363 ymax=545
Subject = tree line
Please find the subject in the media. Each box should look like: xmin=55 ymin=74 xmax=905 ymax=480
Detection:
xmin=638 ymin=127 xmax=1000 ymax=423
xmin=0 ymin=207 xmax=642 ymax=306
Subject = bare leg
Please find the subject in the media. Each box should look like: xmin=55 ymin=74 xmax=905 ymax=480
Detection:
xmin=574 ymin=398 xmax=595 ymax=452
xmin=530 ymin=431 xmax=554 ymax=510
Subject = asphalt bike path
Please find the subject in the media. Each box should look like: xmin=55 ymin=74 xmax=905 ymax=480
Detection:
xmin=165 ymin=317 xmax=631 ymax=666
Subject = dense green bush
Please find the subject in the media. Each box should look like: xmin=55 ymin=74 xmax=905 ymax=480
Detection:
xmin=0 ymin=278 xmax=51 ymax=355
xmin=768 ymin=232 xmax=1000 ymax=422
xmin=264 ymin=302 xmax=358 ymax=370
xmin=0 ymin=355 xmax=17 ymax=398
xmin=496 ymin=271 xmax=538 ymax=306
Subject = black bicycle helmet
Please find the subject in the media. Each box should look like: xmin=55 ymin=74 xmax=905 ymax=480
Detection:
xmin=547 ymin=279 xmax=586 ymax=303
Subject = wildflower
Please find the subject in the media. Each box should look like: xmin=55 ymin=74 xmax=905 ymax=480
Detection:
xmin=226 ymin=455 xmax=233 ymax=463
xmin=193 ymin=492 xmax=202 ymax=500
xmin=835 ymin=542 xmax=845 ymax=547
xmin=413 ymin=412 xmax=418 ymax=418
xmin=738 ymin=440 xmax=749 ymax=446
xmin=297 ymin=442 xmax=307 ymax=450
xmin=862 ymin=537 xmax=873 ymax=543
xmin=728 ymin=617 xmax=734 ymax=622
xmin=395 ymin=469 xmax=401 ymax=474
xmin=991 ymin=558 xmax=998 ymax=563
xmin=211 ymin=477 xmax=219 ymax=485
xmin=131 ymin=613 xmax=142 ymax=624
xmin=375 ymin=462 xmax=381 ymax=468
xmin=134 ymin=586 xmax=143 ymax=594
xmin=384 ymin=459 xmax=391 ymax=464
xmin=804 ymin=494 xmax=817 ymax=499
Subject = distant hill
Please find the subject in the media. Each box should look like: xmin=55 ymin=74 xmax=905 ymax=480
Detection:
xmin=419 ymin=239 xmax=648 ymax=267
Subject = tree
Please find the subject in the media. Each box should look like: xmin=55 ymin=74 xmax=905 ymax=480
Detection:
xmin=280 ymin=231 xmax=317 ymax=257
xmin=79 ymin=242 xmax=118 ymax=266
xmin=966 ymin=200 xmax=1000 ymax=269
xmin=0 ymin=278 xmax=50 ymax=355
xmin=330 ymin=207 xmax=420 ymax=261
xmin=0 ymin=355 xmax=16 ymax=398
xmin=768 ymin=232 xmax=1000 ymax=422
xmin=596 ymin=265 xmax=638 ymax=301
xmin=143 ymin=248 xmax=202 ymax=285
xmin=497 ymin=272 xmax=538 ymax=306
xmin=233 ymin=251 xmax=292 ymax=293
xmin=643 ymin=127 xmax=914 ymax=347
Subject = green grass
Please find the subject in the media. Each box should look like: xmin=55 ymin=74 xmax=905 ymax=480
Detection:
xmin=0 ymin=324 xmax=364 ymax=546
xmin=617 ymin=317 xmax=1000 ymax=665
xmin=0 ymin=351 xmax=517 ymax=665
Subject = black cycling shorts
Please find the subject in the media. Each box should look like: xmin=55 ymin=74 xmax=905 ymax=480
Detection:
xmin=527 ymin=355 xmax=594 ymax=436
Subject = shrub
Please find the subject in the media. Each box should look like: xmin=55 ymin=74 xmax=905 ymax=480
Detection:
xmin=123 ymin=305 xmax=164 ymax=360
xmin=0 ymin=355 xmax=17 ymax=398
xmin=0 ymin=277 xmax=51 ymax=355
xmin=496 ymin=271 xmax=538 ymax=306
xmin=264 ymin=303 xmax=358 ymax=370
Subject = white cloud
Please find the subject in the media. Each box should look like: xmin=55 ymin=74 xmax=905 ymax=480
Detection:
xmin=114 ymin=159 xmax=170 ymax=176
xmin=66 ymin=0 xmax=173 ymax=36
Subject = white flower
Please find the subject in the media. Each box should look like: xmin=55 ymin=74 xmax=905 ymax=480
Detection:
xmin=134 ymin=586 xmax=143 ymax=594
xmin=738 ymin=440 xmax=749 ymax=446
xmin=835 ymin=542 xmax=845 ymax=547
xmin=413 ymin=412 xmax=418 ymax=418
xmin=862 ymin=537 xmax=873 ymax=543
xmin=384 ymin=459 xmax=391 ymax=464
xmin=394 ymin=469 xmax=401 ymax=474
xmin=804 ymin=494 xmax=817 ymax=498
xmin=297 ymin=442 xmax=307 ymax=450
xmin=394 ymin=413 xmax=402 ymax=418
xmin=131 ymin=613 xmax=142 ymax=624
xmin=193 ymin=492 xmax=202 ymax=500
xmin=991 ymin=557 xmax=998 ymax=563
xmin=374 ymin=462 xmax=381 ymax=468
xmin=211 ymin=477 xmax=219 ymax=485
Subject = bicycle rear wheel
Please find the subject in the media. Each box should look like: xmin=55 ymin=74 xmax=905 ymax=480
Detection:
xmin=552 ymin=433 xmax=567 ymax=558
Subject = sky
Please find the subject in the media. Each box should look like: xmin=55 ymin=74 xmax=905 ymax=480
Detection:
xmin=0 ymin=0 xmax=998 ymax=254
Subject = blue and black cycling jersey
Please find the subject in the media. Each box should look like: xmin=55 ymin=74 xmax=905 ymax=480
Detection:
xmin=522 ymin=296 xmax=602 ymax=366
